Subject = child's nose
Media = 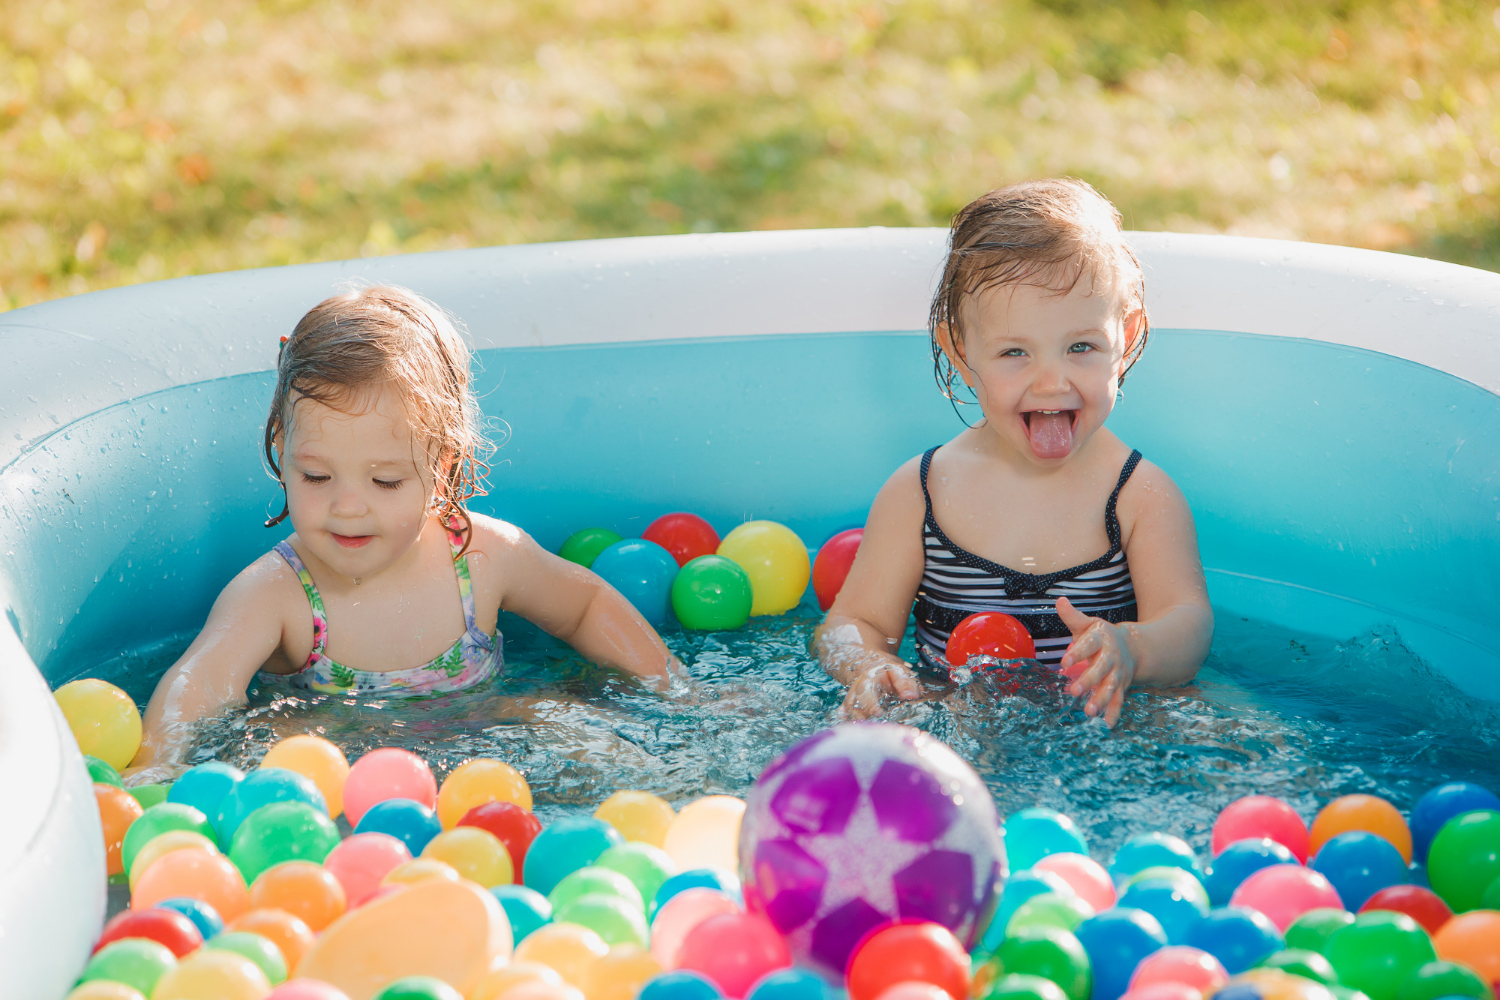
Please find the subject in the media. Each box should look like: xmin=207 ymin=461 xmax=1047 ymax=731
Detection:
xmin=330 ymin=489 xmax=367 ymax=516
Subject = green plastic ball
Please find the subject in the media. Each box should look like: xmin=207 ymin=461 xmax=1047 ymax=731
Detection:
xmin=86 ymin=755 xmax=123 ymax=787
xmin=1427 ymin=809 xmax=1500 ymax=912
xmin=595 ymin=842 xmax=677 ymax=913
xmin=206 ymin=931 xmax=288 ymax=985
xmin=79 ymin=938 xmax=176 ymax=996
xmin=984 ymin=973 xmax=1071 ymax=1000
xmin=547 ymin=865 xmax=644 ymax=914
xmin=1121 ymin=865 xmax=1210 ymax=908
xmin=670 ymin=555 xmax=753 ymax=630
xmin=1258 ymin=948 xmax=1337 ymax=984
xmin=1325 ymin=911 xmax=1437 ymax=1000
xmin=1332 ymin=989 xmax=1374 ymax=1000
xmin=1393 ymin=960 xmax=1494 ymax=1000
xmin=371 ymin=977 xmax=464 ymax=1000
xmin=128 ymin=783 xmax=170 ymax=809
xmin=1005 ymin=893 xmax=1094 ymax=936
xmin=120 ymin=802 xmax=215 ymax=874
xmin=552 ymin=891 xmax=649 ymax=947
xmin=985 ymin=925 xmax=1091 ymax=1000
xmin=1482 ymin=872 xmax=1500 ymax=909
xmin=559 ymin=528 xmax=623 ymax=568
xmin=1285 ymin=907 xmax=1356 ymax=953
xmin=227 ymin=800 xmax=341 ymax=883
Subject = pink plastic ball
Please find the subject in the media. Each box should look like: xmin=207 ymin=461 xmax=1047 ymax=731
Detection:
xmin=1033 ymin=852 xmax=1116 ymax=912
xmin=1211 ymin=796 xmax=1309 ymax=862
xmin=1121 ymin=985 xmax=1203 ymax=1000
xmin=267 ymin=981 xmax=353 ymax=1000
xmin=677 ymin=912 xmax=792 ymax=998
xmin=1228 ymin=863 xmax=1341 ymax=931
xmin=650 ymin=887 xmax=742 ymax=969
xmin=875 ymin=985 xmax=954 ymax=1000
xmin=343 ymin=748 xmax=437 ymax=826
xmin=322 ymin=832 xmax=412 ymax=907
xmin=1129 ymin=946 xmax=1229 ymax=994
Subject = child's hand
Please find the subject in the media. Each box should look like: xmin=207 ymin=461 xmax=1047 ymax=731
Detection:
xmin=1057 ymin=596 xmax=1136 ymax=727
xmin=839 ymin=660 xmax=922 ymax=721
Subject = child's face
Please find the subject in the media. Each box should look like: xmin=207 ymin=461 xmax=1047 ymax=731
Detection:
xmin=279 ymin=384 xmax=439 ymax=579
xmin=944 ymin=274 xmax=1140 ymax=466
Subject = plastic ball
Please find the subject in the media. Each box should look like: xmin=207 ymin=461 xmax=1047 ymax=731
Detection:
xmin=437 ymin=757 xmax=533 ymax=828
xmin=1123 ymin=868 xmax=1211 ymax=909
xmin=1283 ymin=907 xmax=1354 ymax=953
xmin=592 ymin=539 xmax=681 ymax=626
xmin=525 ymin=816 xmax=626 ymax=896
xmin=1183 ymin=908 xmax=1282 ymax=974
xmin=560 ymin=527 xmax=624 ymax=568
xmin=468 ymin=961 xmax=568 ymax=1000
xmin=1310 ymin=831 xmax=1410 ymax=910
xmin=86 ymin=754 xmax=123 ymax=787
xmin=343 ymin=748 xmax=437 ymax=827
xmin=1129 ymin=945 xmax=1229 ymax=994
xmin=1310 ymin=795 xmax=1413 ymax=864
xmin=424 ymin=826 xmax=515 ymax=887
xmin=150 ymin=949 xmax=272 ymax=1000
xmin=1229 ymin=865 xmax=1341 ymax=932
xmin=1259 ymin=948 xmax=1337 ymax=983
xmin=130 ymin=828 xmax=220 ymax=893
xmin=168 ymin=762 xmax=247 ymax=824
xmin=1112 ymin=833 xmax=1202 ymax=883
xmin=261 ymin=735 xmax=350 ymax=818
xmin=655 ymin=869 xmax=742 ymax=911
xmin=1359 ymin=885 xmax=1453 ymax=935
xmin=946 ymin=611 xmax=1036 ymax=666
xmin=1119 ymin=878 xmax=1210 ymax=945
xmin=265 ymin=982 xmax=353 ymax=1000
xmin=227 ymin=909 xmax=316 ymax=972
xmin=582 ymin=944 xmax=664 ymax=1000
xmin=122 ymin=802 xmax=217 ymax=875
xmin=1411 ymin=783 xmax=1500 ymax=862
xmin=1034 ymin=853 xmax=1115 ymax=912
xmin=1119 ymin=985 xmax=1199 ymax=1000
xmin=55 ymin=678 xmax=142 ymax=771
xmin=1007 ymin=892 xmax=1096 ymax=937
xmin=323 ymin=832 xmax=413 ymax=906
xmin=1430 ymin=910 xmax=1500 ymax=985
xmin=597 ymin=843 xmax=678 ymax=910
xmin=1005 ymin=808 xmax=1088 ymax=871
xmin=640 ymin=971 xmax=726 ymax=1000
xmin=250 ymin=860 xmax=348 ymax=932
xmin=645 ymin=513 xmax=722 ymax=567
xmin=846 ymin=922 xmax=969 ymax=1000
xmin=665 ymin=796 xmax=744 ymax=873
xmin=651 ymin=887 xmax=743 ymax=968
xmin=676 ymin=912 xmax=791 ymax=998
xmin=1203 ymin=839 xmax=1299 ymax=908
xmin=1391 ymin=960 xmax=1490 ymax=1000
xmin=1075 ymin=909 xmax=1168 ymax=1000
xmin=1212 ymin=797 xmax=1310 ymax=863
xmin=550 ymin=866 xmax=644 ymax=913
xmin=490 ymin=884 xmax=553 ymax=942
xmin=207 ymin=930 xmax=289 ymax=985
xmin=595 ymin=791 xmax=676 ymax=848
xmin=746 ymin=968 xmax=836 ymax=1000
xmin=215 ymin=768 xmax=327 ymax=846
xmin=129 ymin=784 xmax=170 ymax=810
xmin=230 ymin=801 xmax=342 ymax=884
xmin=982 ymin=925 xmax=1090 ymax=1000
xmin=512 ymin=922 xmax=611 ymax=988
xmin=383 ymin=858 xmax=460 ymax=887
xmin=369 ymin=977 xmax=463 ymax=1000
xmin=134 ymin=850 xmax=249 ymax=921
xmin=555 ymin=892 xmax=651 ymax=947
xmin=978 ymin=870 xmax=1074 ymax=953
xmin=717 ymin=521 xmax=811 ymax=617
xmin=671 ymin=555 xmax=754 ymax=630
xmin=987 ymin=973 xmax=1071 ymax=1000
xmin=459 ymin=799 xmax=544 ymax=872
xmin=80 ymin=938 xmax=177 ymax=995
xmin=1324 ymin=911 xmax=1436 ymax=1000
xmin=65 ymin=983 xmax=148 ymax=1000
xmin=811 ymin=528 xmax=862 ymax=612
xmin=155 ymin=897 xmax=227 ymax=940
xmin=96 ymin=783 xmax=145 ymax=876
xmin=739 ymin=724 xmax=1003 ymax=977
xmin=1426 ymin=809 xmax=1500 ymax=912
xmin=96 ymin=907 xmax=203 ymax=958
xmin=355 ymin=797 xmax=442 ymax=858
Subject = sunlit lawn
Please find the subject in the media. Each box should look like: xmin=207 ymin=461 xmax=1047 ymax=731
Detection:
xmin=3 ymin=0 xmax=1499 ymax=309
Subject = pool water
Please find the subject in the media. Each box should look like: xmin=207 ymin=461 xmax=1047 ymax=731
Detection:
xmin=97 ymin=606 xmax=1500 ymax=861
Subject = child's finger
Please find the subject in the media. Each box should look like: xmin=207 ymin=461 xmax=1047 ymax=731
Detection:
xmin=1055 ymin=596 xmax=1095 ymax=635
xmin=1066 ymin=652 xmax=1112 ymax=697
xmin=884 ymin=664 xmax=921 ymax=701
xmin=1061 ymin=627 xmax=1103 ymax=670
xmin=1103 ymin=682 xmax=1127 ymax=728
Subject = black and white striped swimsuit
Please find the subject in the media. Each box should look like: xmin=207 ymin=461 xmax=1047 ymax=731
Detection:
xmin=913 ymin=446 xmax=1142 ymax=670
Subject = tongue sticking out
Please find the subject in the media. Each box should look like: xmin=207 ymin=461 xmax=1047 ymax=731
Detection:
xmin=1027 ymin=411 xmax=1075 ymax=459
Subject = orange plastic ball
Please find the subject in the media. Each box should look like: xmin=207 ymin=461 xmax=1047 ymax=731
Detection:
xmin=382 ymin=858 xmax=461 ymax=887
xmin=248 ymin=860 xmax=347 ymax=932
xmin=1432 ymin=909 xmax=1500 ymax=985
xmin=128 ymin=830 xmax=220 ymax=891
xmin=227 ymin=908 xmax=316 ymax=973
xmin=133 ymin=849 xmax=250 ymax=921
xmin=150 ymin=949 xmax=270 ymax=1000
xmin=437 ymin=758 xmax=533 ymax=829
xmin=95 ymin=783 xmax=145 ymax=876
xmin=261 ymin=735 xmax=350 ymax=819
xmin=512 ymin=923 xmax=610 ymax=988
xmin=582 ymin=944 xmax=662 ymax=1000
xmin=469 ymin=961 xmax=568 ymax=1000
xmin=1310 ymin=794 xmax=1413 ymax=863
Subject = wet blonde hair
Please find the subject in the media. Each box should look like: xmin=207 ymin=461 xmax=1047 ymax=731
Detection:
xmin=930 ymin=177 xmax=1149 ymax=404
xmin=263 ymin=284 xmax=491 ymax=553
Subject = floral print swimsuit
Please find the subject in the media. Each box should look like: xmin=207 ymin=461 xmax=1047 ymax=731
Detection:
xmin=264 ymin=526 xmax=502 ymax=696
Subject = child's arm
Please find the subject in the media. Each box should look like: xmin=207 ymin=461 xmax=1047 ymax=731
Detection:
xmin=1057 ymin=462 xmax=1213 ymax=726
xmin=813 ymin=459 xmax=927 ymax=719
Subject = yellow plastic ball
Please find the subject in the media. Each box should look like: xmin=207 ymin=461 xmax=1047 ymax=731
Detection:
xmin=594 ymin=791 xmax=675 ymax=848
xmin=260 ymin=734 xmax=350 ymax=818
xmin=582 ymin=944 xmax=662 ymax=1000
xmin=512 ymin=922 xmax=610 ymax=988
xmin=149 ymin=949 xmax=271 ymax=1000
xmin=65 ymin=983 xmax=146 ymax=1000
xmin=128 ymin=830 xmax=220 ymax=891
xmin=437 ymin=757 xmax=533 ymax=829
xmin=55 ymin=679 xmax=142 ymax=772
xmin=422 ymin=826 xmax=514 ymax=888
xmin=469 ymin=960 xmax=568 ymax=1000
xmin=716 ymin=521 xmax=810 ymax=616
xmin=382 ymin=857 xmax=462 ymax=887
xmin=662 ymin=795 xmax=745 ymax=872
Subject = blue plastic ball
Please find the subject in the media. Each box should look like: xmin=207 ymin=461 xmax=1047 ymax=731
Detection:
xmin=355 ymin=798 xmax=443 ymax=857
xmin=1110 ymin=832 xmax=1202 ymax=883
xmin=489 ymin=884 xmax=552 ymax=942
xmin=1184 ymin=906 xmax=1283 ymax=973
xmin=1004 ymin=808 xmax=1088 ymax=871
xmin=640 ymin=971 xmax=725 ymax=1000
xmin=154 ymin=897 xmax=225 ymax=940
xmin=167 ymin=761 xmax=245 ymax=823
xmin=1118 ymin=877 xmax=1209 ymax=945
xmin=524 ymin=816 xmax=625 ymax=896
xmin=214 ymin=766 xmax=325 ymax=845
xmin=1309 ymin=830 xmax=1408 ymax=909
xmin=1204 ymin=837 xmax=1298 ymax=907
xmin=977 ymin=869 xmax=1074 ymax=954
xmin=1412 ymin=782 xmax=1500 ymax=862
xmin=653 ymin=868 xmax=743 ymax=912
xmin=745 ymin=968 xmax=834 ymax=1000
xmin=1074 ymin=907 xmax=1168 ymax=1000
xmin=590 ymin=539 xmax=680 ymax=626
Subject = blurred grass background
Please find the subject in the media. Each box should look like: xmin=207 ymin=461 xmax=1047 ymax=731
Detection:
xmin=3 ymin=0 xmax=1499 ymax=309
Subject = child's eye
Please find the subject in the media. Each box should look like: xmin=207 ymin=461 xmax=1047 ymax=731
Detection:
xmin=373 ymin=479 xmax=404 ymax=491
xmin=1068 ymin=342 xmax=1096 ymax=354
xmin=300 ymin=473 xmax=330 ymax=485
xmin=1001 ymin=348 xmax=1027 ymax=358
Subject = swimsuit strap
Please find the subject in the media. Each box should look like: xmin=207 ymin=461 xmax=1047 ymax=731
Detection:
xmin=273 ymin=541 xmax=328 ymax=657
xmin=445 ymin=525 xmax=481 ymax=635
xmin=1104 ymin=450 xmax=1143 ymax=550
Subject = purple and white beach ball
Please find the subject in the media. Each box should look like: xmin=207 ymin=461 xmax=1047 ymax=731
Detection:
xmin=739 ymin=723 xmax=1006 ymax=977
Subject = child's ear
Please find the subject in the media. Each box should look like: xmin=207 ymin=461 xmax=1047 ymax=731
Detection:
xmin=934 ymin=321 xmax=974 ymax=386
xmin=1122 ymin=309 xmax=1146 ymax=355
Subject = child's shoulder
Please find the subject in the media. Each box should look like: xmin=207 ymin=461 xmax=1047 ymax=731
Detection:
xmin=1116 ymin=453 xmax=1193 ymax=537
xmin=211 ymin=546 xmax=306 ymax=620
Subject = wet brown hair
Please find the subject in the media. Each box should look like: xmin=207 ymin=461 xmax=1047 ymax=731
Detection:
xmin=263 ymin=284 xmax=491 ymax=553
xmin=929 ymin=177 xmax=1149 ymax=405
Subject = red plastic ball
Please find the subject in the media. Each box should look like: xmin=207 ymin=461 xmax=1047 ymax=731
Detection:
xmin=846 ymin=921 xmax=971 ymax=1000
xmin=94 ymin=906 xmax=204 ymax=958
xmin=676 ymin=912 xmax=792 ymax=998
xmin=457 ymin=800 xmax=544 ymax=873
xmin=945 ymin=612 xmax=1035 ymax=667
xmin=643 ymin=513 xmax=721 ymax=568
xmin=1211 ymin=795 xmax=1310 ymax=863
xmin=1360 ymin=883 xmax=1453 ymax=935
xmin=812 ymin=529 xmax=863 ymax=611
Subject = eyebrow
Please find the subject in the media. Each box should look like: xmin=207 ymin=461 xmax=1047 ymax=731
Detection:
xmin=292 ymin=451 xmax=414 ymax=469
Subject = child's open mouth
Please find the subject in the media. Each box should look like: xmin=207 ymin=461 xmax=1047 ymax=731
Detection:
xmin=332 ymin=533 xmax=374 ymax=548
xmin=1022 ymin=409 xmax=1078 ymax=459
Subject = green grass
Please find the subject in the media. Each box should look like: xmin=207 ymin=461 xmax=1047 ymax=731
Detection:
xmin=3 ymin=0 xmax=1500 ymax=309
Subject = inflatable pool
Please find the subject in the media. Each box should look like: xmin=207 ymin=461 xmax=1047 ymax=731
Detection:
xmin=2 ymin=227 xmax=1497 ymax=996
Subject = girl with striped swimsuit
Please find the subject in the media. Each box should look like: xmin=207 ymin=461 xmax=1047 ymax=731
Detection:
xmin=816 ymin=179 xmax=1214 ymax=726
